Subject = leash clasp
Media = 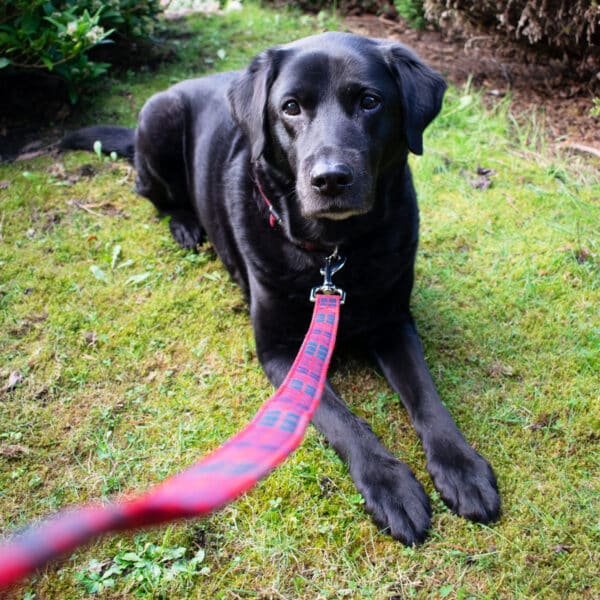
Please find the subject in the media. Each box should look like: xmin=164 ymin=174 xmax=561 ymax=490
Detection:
xmin=310 ymin=247 xmax=346 ymax=303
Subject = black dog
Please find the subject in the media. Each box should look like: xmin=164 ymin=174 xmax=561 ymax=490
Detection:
xmin=61 ymin=32 xmax=500 ymax=545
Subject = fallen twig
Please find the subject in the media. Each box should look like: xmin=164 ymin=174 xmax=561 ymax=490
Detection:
xmin=556 ymin=141 xmax=600 ymax=159
xmin=66 ymin=200 xmax=106 ymax=217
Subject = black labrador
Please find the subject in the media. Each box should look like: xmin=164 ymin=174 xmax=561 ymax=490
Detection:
xmin=61 ymin=32 xmax=500 ymax=545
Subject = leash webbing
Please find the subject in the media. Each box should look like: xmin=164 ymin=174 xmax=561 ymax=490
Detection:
xmin=0 ymin=293 xmax=341 ymax=589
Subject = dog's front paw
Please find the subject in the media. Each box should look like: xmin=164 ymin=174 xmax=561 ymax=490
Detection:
xmin=168 ymin=213 xmax=204 ymax=250
xmin=350 ymin=454 xmax=431 ymax=545
xmin=426 ymin=440 xmax=500 ymax=523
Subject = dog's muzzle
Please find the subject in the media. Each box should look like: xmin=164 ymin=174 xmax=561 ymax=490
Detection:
xmin=298 ymin=149 xmax=372 ymax=220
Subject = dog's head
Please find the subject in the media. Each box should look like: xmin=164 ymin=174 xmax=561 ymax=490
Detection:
xmin=229 ymin=32 xmax=445 ymax=228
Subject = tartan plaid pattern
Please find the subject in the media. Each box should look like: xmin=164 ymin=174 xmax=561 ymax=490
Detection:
xmin=0 ymin=294 xmax=341 ymax=589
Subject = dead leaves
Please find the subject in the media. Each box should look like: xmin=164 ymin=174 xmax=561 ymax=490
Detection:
xmin=469 ymin=165 xmax=497 ymax=190
xmin=2 ymin=370 xmax=23 ymax=393
xmin=489 ymin=361 xmax=516 ymax=378
xmin=43 ymin=160 xmax=132 ymax=220
xmin=48 ymin=161 xmax=96 ymax=182
xmin=526 ymin=412 xmax=559 ymax=432
xmin=8 ymin=311 xmax=48 ymax=338
xmin=0 ymin=444 xmax=29 ymax=458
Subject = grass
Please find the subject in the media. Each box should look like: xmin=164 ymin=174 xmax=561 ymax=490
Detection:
xmin=1 ymin=3 xmax=598 ymax=598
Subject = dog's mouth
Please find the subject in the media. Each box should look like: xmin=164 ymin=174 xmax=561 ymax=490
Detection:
xmin=300 ymin=189 xmax=374 ymax=222
xmin=298 ymin=178 xmax=374 ymax=222
xmin=311 ymin=207 xmax=368 ymax=221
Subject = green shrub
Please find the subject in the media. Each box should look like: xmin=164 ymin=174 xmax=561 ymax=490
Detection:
xmin=0 ymin=0 xmax=162 ymax=101
xmin=394 ymin=0 xmax=425 ymax=29
xmin=96 ymin=0 xmax=162 ymax=38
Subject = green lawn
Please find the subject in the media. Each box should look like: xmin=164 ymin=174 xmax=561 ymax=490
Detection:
xmin=1 ymin=3 xmax=598 ymax=599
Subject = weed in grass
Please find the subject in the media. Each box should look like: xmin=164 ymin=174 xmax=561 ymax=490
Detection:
xmin=1 ymin=2 xmax=599 ymax=599
xmin=75 ymin=533 xmax=209 ymax=595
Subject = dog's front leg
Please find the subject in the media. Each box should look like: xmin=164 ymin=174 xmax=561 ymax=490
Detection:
xmin=370 ymin=319 xmax=501 ymax=524
xmin=255 ymin=337 xmax=432 ymax=545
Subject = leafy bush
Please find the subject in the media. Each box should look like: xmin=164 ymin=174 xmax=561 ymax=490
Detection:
xmin=394 ymin=0 xmax=425 ymax=28
xmin=0 ymin=0 xmax=162 ymax=101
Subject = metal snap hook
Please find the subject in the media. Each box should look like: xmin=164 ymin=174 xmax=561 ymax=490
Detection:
xmin=310 ymin=247 xmax=346 ymax=303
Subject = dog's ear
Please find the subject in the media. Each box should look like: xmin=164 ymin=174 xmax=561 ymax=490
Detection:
xmin=383 ymin=43 xmax=446 ymax=155
xmin=228 ymin=47 xmax=285 ymax=162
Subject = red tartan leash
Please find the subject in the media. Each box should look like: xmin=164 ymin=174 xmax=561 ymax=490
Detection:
xmin=0 ymin=252 xmax=345 ymax=589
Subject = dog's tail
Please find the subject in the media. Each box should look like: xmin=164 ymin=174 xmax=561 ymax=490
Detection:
xmin=60 ymin=125 xmax=135 ymax=162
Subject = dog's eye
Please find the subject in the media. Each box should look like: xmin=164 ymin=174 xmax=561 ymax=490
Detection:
xmin=360 ymin=94 xmax=381 ymax=111
xmin=282 ymin=100 xmax=301 ymax=116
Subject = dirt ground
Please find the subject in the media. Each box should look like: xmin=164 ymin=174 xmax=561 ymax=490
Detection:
xmin=1 ymin=13 xmax=599 ymax=162
xmin=347 ymin=15 xmax=600 ymax=153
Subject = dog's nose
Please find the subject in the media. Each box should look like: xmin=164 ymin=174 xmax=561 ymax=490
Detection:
xmin=310 ymin=163 xmax=354 ymax=196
